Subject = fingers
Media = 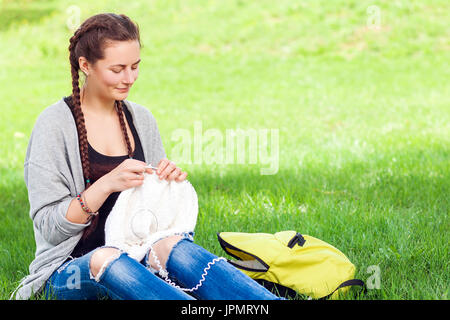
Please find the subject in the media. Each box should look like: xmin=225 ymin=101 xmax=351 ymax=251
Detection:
xmin=175 ymin=171 xmax=188 ymax=182
xmin=144 ymin=167 xmax=154 ymax=174
xmin=122 ymin=160 xmax=148 ymax=180
xmin=126 ymin=158 xmax=147 ymax=167
xmin=157 ymin=158 xmax=188 ymax=182
xmin=167 ymin=167 xmax=181 ymax=181
xmin=129 ymin=165 xmax=146 ymax=176
xmin=123 ymin=159 xmax=147 ymax=173
xmin=156 ymin=158 xmax=169 ymax=175
xmin=157 ymin=159 xmax=176 ymax=180
xmin=131 ymin=171 xmax=145 ymax=180
xmin=130 ymin=159 xmax=159 ymax=174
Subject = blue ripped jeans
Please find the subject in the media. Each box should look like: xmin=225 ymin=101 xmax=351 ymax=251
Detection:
xmin=43 ymin=234 xmax=281 ymax=300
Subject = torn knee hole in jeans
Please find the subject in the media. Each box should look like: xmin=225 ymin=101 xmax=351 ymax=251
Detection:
xmin=145 ymin=235 xmax=185 ymax=276
xmin=146 ymin=245 xmax=171 ymax=277
xmin=90 ymin=249 xmax=124 ymax=282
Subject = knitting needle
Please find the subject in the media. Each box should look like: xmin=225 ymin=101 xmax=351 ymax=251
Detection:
xmin=145 ymin=164 xmax=159 ymax=171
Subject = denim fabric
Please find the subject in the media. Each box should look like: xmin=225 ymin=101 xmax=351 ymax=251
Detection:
xmin=43 ymin=234 xmax=281 ymax=300
xmin=165 ymin=239 xmax=282 ymax=300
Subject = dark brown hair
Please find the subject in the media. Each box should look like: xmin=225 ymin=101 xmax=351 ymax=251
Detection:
xmin=68 ymin=13 xmax=141 ymax=239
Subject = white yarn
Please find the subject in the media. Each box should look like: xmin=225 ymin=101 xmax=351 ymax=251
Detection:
xmin=148 ymin=245 xmax=226 ymax=292
xmin=105 ymin=172 xmax=198 ymax=262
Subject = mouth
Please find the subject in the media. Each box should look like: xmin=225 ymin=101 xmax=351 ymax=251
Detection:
xmin=116 ymin=87 xmax=129 ymax=93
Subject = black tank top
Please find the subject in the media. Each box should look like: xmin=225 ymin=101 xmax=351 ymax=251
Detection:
xmin=63 ymin=96 xmax=146 ymax=258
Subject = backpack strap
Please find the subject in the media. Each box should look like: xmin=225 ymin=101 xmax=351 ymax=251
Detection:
xmin=320 ymin=279 xmax=367 ymax=300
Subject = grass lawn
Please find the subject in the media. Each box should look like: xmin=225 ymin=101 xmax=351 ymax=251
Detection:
xmin=0 ymin=0 xmax=448 ymax=299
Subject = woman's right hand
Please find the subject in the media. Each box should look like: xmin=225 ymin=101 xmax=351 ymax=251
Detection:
xmin=100 ymin=158 xmax=153 ymax=194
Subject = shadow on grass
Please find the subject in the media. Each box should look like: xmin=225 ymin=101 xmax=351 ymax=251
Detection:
xmin=1 ymin=145 xmax=448 ymax=299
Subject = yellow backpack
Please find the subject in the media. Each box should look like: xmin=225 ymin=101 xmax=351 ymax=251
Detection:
xmin=217 ymin=230 xmax=366 ymax=299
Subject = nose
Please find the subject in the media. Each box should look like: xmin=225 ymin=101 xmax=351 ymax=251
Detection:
xmin=122 ymin=68 xmax=135 ymax=85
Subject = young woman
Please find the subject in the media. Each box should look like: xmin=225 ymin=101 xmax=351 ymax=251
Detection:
xmin=13 ymin=13 xmax=280 ymax=300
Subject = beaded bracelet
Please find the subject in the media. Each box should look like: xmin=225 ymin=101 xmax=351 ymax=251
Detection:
xmin=76 ymin=192 xmax=98 ymax=217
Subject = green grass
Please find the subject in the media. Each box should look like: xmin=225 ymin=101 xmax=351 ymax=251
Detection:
xmin=0 ymin=0 xmax=449 ymax=300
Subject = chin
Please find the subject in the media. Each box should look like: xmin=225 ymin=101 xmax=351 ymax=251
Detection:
xmin=114 ymin=92 xmax=129 ymax=100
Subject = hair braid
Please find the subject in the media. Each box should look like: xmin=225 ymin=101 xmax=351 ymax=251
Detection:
xmin=116 ymin=100 xmax=134 ymax=158
xmin=69 ymin=51 xmax=91 ymax=186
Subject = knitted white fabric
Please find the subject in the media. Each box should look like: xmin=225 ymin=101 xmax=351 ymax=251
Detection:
xmin=104 ymin=172 xmax=198 ymax=262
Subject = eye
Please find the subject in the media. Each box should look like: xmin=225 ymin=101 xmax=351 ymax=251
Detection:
xmin=111 ymin=66 xmax=138 ymax=73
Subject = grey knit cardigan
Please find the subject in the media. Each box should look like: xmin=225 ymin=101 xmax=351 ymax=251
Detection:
xmin=12 ymin=97 xmax=166 ymax=299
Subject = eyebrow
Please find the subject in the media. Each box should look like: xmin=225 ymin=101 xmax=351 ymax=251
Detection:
xmin=110 ymin=59 xmax=141 ymax=67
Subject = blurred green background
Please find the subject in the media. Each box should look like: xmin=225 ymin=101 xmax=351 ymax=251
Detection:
xmin=0 ymin=0 xmax=448 ymax=299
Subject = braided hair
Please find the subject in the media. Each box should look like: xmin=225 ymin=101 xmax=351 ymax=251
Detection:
xmin=68 ymin=13 xmax=141 ymax=240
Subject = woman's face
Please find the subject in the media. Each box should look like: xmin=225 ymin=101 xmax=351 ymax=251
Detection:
xmin=79 ymin=40 xmax=141 ymax=102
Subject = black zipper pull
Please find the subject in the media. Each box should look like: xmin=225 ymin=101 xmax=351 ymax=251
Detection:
xmin=287 ymin=233 xmax=306 ymax=248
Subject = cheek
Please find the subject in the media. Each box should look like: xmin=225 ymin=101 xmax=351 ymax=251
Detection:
xmin=99 ymin=71 xmax=122 ymax=87
xmin=132 ymin=68 xmax=139 ymax=81
xmin=107 ymin=75 xmax=123 ymax=87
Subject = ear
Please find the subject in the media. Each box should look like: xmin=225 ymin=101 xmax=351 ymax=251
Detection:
xmin=78 ymin=56 xmax=90 ymax=76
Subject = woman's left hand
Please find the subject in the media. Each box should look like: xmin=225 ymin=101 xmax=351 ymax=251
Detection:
xmin=152 ymin=158 xmax=188 ymax=182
